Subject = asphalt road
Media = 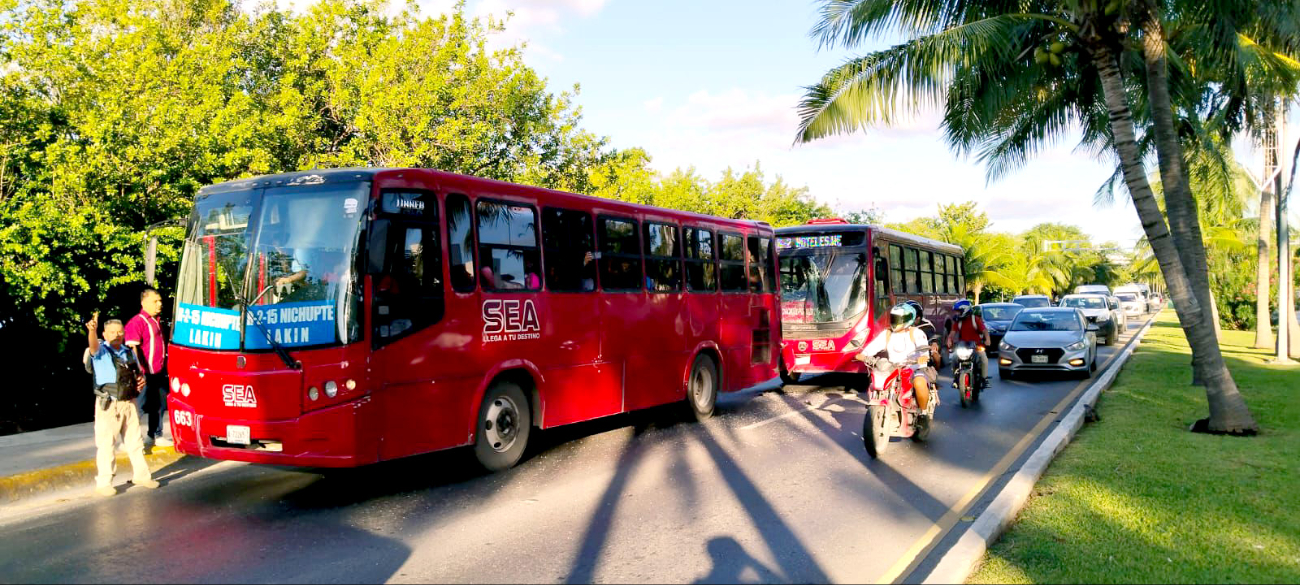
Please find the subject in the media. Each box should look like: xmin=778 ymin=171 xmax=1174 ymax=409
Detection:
xmin=0 ymin=316 xmax=1150 ymax=584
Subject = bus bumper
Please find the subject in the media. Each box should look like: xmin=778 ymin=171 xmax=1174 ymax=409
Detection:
xmin=781 ymin=344 xmax=869 ymax=376
xmin=168 ymin=395 xmax=380 ymax=468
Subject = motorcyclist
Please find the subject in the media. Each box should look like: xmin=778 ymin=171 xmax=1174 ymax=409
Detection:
xmin=904 ymin=300 xmax=942 ymax=368
xmin=855 ymin=303 xmax=938 ymax=427
xmin=946 ymin=299 xmax=991 ymax=389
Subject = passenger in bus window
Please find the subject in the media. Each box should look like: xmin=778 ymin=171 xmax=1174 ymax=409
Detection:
xmin=524 ymin=257 xmax=541 ymax=290
xmin=580 ymin=251 xmax=595 ymax=291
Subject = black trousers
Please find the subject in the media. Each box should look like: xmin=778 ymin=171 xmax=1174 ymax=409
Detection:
xmin=140 ymin=372 xmax=169 ymax=439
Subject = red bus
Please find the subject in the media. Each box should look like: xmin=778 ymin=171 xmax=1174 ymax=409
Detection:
xmin=776 ymin=220 xmax=964 ymax=384
xmin=166 ymin=168 xmax=780 ymax=470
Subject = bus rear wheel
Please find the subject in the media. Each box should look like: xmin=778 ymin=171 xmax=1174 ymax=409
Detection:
xmin=473 ymin=381 xmax=532 ymax=472
xmin=686 ymin=354 xmax=719 ymax=421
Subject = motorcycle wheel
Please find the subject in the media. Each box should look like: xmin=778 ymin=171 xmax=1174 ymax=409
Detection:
xmin=958 ymin=372 xmax=970 ymax=408
xmin=863 ymin=404 xmax=890 ymax=458
xmin=912 ymin=409 xmax=931 ymax=443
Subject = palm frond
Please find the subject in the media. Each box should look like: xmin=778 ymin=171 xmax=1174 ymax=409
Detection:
xmin=796 ymin=14 xmax=1028 ymax=143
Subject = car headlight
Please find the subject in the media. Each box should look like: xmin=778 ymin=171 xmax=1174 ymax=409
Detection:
xmin=1000 ymin=341 xmax=1016 ymax=352
xmin=1066 ymin=340 xmax=1087 ymax=351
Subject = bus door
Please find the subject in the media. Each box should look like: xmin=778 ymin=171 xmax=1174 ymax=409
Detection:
xmin=717 ymin=231 xmax=751 ymax=389
xmin=871 ymin=245 xmax=892 ymax=333
xmin=625 ymin=220 xmax=687 ymax=411
xmin=746 ymin=234 xmax=777 ymax=385
xmin=367 ymin=189 xmax=463 ymax=459
xmin=538 ymin=207 xmax=617 ymax=426
xmin=596 ymin=215 xmax=648 ymax=415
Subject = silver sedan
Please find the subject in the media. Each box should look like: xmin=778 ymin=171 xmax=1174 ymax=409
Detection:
xmin=997 ymin=308 xmax=1098 ymax=380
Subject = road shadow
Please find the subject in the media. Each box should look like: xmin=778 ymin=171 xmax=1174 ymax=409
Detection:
xmin=694 ymin=536 xmax=783 ymax=584
xmin=152 ymin=455 xmax=219 ymax=485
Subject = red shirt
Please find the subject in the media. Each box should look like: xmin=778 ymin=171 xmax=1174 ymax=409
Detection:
xmin=953 ymin=316 xmax=987 ymax=343
xmin=125 ymin=311 xmax=166 ymax=374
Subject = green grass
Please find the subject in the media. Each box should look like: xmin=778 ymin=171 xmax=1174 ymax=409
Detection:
xmin=968 ymin=310 xmax=1300 ymax=584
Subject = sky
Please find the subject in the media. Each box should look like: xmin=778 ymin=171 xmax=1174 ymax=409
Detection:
xmin=276 ymin=0 xmax=1298 ymax=252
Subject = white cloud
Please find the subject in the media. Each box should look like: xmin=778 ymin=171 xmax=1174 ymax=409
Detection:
xmin=622 ymin=86 xmax=1142 ymax=246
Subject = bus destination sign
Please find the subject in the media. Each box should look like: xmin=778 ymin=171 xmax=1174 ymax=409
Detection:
xmin=777 ymin=234 xmax=843 ymax=250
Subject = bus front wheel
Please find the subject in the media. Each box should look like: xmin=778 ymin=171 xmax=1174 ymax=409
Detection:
xmin=686 ymin=354 xmax=719 ymax=421
xmin=473 ymin=381 xmax=532 ymax=472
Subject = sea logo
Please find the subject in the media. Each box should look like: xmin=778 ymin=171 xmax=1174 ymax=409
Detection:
xmin=222 ymin=384 xmax=257 ymax=408
xmin=482 ymin=299 xmax=542 ymax=342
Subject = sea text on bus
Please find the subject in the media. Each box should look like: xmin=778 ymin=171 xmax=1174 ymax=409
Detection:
xmin=777 ymin=234 xmax=843 ymax=250
xmin=222 ymin=384 xmax=258 ymax=408
xmin=482 ymin=299 xmax=541 ymax=342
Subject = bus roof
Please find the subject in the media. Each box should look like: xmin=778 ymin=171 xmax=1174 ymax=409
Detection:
xmin=198 ymin=168 xmax=773 ymax=233
xmin=774 ymin=223 xmax=962 ymax=255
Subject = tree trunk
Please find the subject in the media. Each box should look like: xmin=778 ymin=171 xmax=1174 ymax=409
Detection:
xmin=1256 ymin=111 xmax=1279 ymax=347
xmin=1140 ymin=11 xmax=1221 ymax=374
xmin=1091 ymin=43 xmax=1258 ymax=434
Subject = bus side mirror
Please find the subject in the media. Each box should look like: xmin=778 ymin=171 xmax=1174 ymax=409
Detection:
xmin=367 ymin=219 xmax=390 ymax=275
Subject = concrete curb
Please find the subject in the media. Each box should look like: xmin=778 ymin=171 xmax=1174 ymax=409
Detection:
xmin=0 ymin=447 xmax=187 ymax=505
xmin=921 ymin=315 xmax=1157 ymax=584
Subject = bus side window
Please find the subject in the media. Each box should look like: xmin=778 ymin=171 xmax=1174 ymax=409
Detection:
xmin=598 ymin=216 xmax=643 ymax=291
xmin=542 ymin=208 xmax=596 ymax=292
xmin=446 ymin=194 xmax=475 ymax=293
xmin=719 ymin=232 xmax=746 ymax=292
xmin=685 ymin=227 xmax=716 ymax=292
xmin=747 ymin=235 xmax=775 ymax=293
xmin=645 ymin=222 xmax=681 ymax=292
xmin=477 ymin=200 xmax=541 ymax=292
xmin=889 ymin=244 xmax=904 ymax=295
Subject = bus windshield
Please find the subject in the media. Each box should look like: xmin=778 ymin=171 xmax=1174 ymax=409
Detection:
xmin=779 ymin=250 xmax=868 ymax=324
xmin=173 ymin=181 xmax=368 ymax=351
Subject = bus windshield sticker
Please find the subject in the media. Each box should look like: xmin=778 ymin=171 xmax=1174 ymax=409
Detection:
xmin=245 ymin=300 xmax=338 ymax=349
xmin=777 ymin=234 xmax=843 ymax=250
xmin=482 ymin=299 xmax=542 ymax=342
xmin=174 ymin=303 xmax=242 ymax=350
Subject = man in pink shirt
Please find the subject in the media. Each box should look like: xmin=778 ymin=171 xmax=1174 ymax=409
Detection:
xmin=125 ymin=288 xmax=172 ymax=447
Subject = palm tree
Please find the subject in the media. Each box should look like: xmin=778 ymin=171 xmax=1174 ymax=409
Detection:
xmin=796 ymin=0 xmax=1260 ymax=433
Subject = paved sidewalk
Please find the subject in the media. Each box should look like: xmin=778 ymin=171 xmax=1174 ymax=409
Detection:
xmin=0 ymin=422 xmax=185 ymax=505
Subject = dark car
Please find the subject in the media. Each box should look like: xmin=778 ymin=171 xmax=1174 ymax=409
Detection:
xmin=978 ymin=303 xmax=1024 ymax=355
xmin=1012 ymin=294 xmax=1053 ymax=308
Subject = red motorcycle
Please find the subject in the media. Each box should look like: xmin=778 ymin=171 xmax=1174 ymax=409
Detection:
xmin=860 ymin=351 xmax=937 ymax=458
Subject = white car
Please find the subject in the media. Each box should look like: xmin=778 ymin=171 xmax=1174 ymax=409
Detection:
xmin=1116 ymin=292 xmax=1145 ymax=317
xmin=998 ymin=308 xmax=1098 ymax=379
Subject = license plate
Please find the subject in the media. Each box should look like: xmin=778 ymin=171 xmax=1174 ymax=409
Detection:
xmin=226 ymin=425 xmax=251 ymax=445
xmin=1031 ymin=355 xmax=1049 ymax=364
xmin=795 ymin=355 xmax=811 ymax=366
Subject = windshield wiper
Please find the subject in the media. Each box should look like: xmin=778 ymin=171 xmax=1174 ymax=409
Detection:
xmin=237 ymin=288 xmax=301 ymax=370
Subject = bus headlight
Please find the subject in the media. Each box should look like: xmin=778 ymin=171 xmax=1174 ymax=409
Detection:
xmin=324 ymin=381 xmax=338 ymax=398
xmin=170 ymin=377 xmax=181 ymax=392
xmin=345 ymin=379 xmax=356 ymax=391
xmin=181 ymin=383 xmax=191 ymax=397
xmin=308 ymin=387 xmax=319 ymax=401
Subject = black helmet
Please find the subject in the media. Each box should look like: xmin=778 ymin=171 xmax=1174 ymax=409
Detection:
xmin=888 ymin=303 xmax=917 ymax=332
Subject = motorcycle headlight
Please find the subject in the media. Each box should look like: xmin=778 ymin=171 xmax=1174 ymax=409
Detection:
xmin=955 ymin=346 xmax=974 ymax=360
xmin=1066 ymin=340 xmax=1087 ymax=351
